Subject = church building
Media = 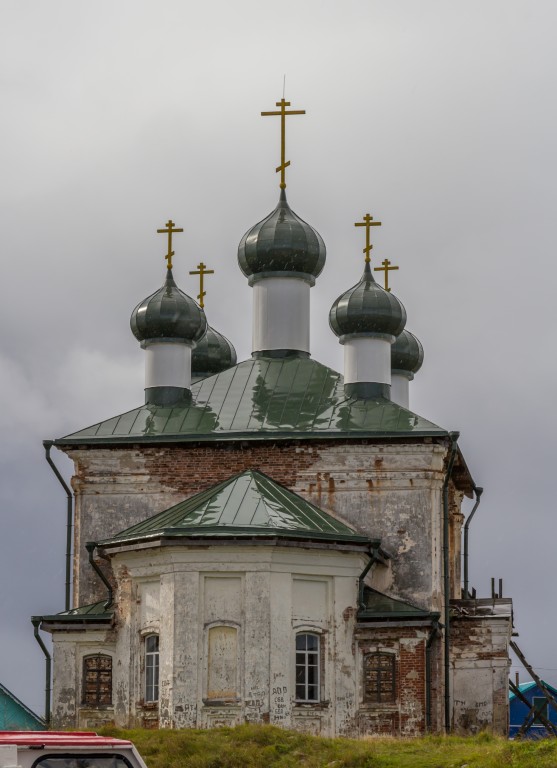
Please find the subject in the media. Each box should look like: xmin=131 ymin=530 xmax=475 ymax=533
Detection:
xmin=33 ymin=98 xmax=512 ymax=737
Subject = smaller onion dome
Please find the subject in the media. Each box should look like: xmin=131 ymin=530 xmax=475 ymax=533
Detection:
xmin=391 ymin=329 xmax=424 ymax=375
xmin=329 ymin=262 xmax=406 ymax=339
xmin=130 ymin=269 xmax=207 ymax=345
xmin=191 ymin=325 xmax=237 ymax=382
xmin=238 ymin=189 xmax=326 ymax=282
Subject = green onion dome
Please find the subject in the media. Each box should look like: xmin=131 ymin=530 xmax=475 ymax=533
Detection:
xmin=130 ymin=269 xmax=207 ymax=345
xmin=238 ymin=189 xmax=326 ymax=282
xmin=391 ymin=329 xmax=424 ymax=375
xmin=329 ymin=262 xmax=406 ymax=339
xmin=191 ymin=325 xmax=237 ymax=382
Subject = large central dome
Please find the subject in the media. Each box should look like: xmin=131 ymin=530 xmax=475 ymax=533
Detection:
xmin=238 ymin=190 xmax=326 ymax=282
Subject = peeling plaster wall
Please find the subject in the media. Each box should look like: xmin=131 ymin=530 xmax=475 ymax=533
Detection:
xmin=51 ymin=630 xmax=115 ymax=729
xmin=65 ymin=440 xmax=457 ymax=612
xmin=450 ymin=616 xmax=512 ymax=735
xmin=50 ymin=545 xmax=368 ymax=736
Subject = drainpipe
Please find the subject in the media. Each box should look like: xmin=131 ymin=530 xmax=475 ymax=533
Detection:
xmin=462 ymin=486 xmax=483 ymax=599
xmin=86 ymin=542 xmax=113 ymax=608
xmin=358 ymin=544 xmax=381 ymax=609
xmin=425 ymin=618 xmax=441 ymax=731
xmin=31 ymin=618 xmax=51 ymax=725
xmin=443 ymin=431 xmax=459 ymax=734
xmin=44 ymin=440 xmax=73 ymax=612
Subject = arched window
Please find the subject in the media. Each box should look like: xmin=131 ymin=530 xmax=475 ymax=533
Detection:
xmin=82 ymin=654 xmax=112 ymax=706
xmin=145 ymin=634 xmax=159 ymax=703
xmin=295 ymin=633 xmax=320 ymax=702
xmin=363 ymin=652 xmax=396 ymax=703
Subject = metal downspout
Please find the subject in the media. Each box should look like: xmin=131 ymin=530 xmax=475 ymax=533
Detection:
xmin=31 ymin=618 xmax=51 ymax=725
xmin=44 ymin=440 xmax=73 ymax=612
xmin=358 ymin=545 xmax=380 ymax=609
xmin=463 ymin=486 xmax=483 ymax=598
xmin=86 ymin=542 xmax=113 ymax=608
xmin=443 ymin=431 xmax=459 ymax=734
xmin=425 ymin=619 xmax=440 ymax=731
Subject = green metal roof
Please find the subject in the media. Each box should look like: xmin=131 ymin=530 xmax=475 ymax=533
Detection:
xmin=358 ymin=587 xmax=434 ymax=620
xmin=33 ymin=600 xmax=114 ymax=624
xmin=55 ymin=356 xmax=446 ymax=445
xmin=99 ymin=469 xmax=372 ymax=547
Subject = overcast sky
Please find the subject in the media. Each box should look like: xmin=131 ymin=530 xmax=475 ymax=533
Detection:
xmin=1 ymin=1 xmax=556 ymax=716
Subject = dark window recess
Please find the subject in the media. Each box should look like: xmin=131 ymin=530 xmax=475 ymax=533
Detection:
xmin=32 ymin=755 xmax=132 ymax=768
xmin=363 ymin=652 xmax=395 ymax=703
xmin=82 ymin=655 xmax=112 ymax=706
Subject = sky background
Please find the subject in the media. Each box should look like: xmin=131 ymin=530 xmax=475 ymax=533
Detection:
xmin=1 ymin=1 xmax=555 ymax=716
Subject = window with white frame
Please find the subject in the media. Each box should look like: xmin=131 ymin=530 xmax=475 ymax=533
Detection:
xmin=145 ymin=634 xmax=159 ymax=703
xmin=295 ymin=633 xmax=320 ymax=702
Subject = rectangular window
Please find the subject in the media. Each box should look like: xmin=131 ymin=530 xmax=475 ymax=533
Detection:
xmin=532 ymin=696 xmax=548 ymax=724
xmin=82 ymin=654 xmax=112 ymax=706
xmin=363 ymin=652 xmax=395 ymax=703
xmin=295 ymin=633 xmax=320 ymax=702
xmin=145 ymin=634 xmax=159 ymax=703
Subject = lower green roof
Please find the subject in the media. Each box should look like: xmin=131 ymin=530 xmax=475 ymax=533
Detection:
xmin=55 ymin=356 xmax=446 ymax=445
xmin=99 ymin=469 xmax=372 ymax=547
xmin=358 ymin=587 xmax=435 ymax=620
xmin=33 ymin=600 xmax=114 ymax=624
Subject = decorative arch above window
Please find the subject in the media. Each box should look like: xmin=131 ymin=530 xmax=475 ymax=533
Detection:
xmin=82 ymin=654 xmax=112 ymax=706
xmin=295 ymin=632 xmax=320 ymax=703
xmin=363 ymin=652 xmax=396 ymax=703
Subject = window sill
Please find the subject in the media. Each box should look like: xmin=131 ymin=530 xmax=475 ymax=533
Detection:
xmin=293 ymin=701 xmax=330 ymax=710
xmin=202 ymin=699 xmax=241 ymax=707
xmin=358 ymin=703 xmax=398 ymax=711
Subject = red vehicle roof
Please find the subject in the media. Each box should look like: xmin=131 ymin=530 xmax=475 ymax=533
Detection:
xmin=0 ymin=732 xmax=133 ymax=747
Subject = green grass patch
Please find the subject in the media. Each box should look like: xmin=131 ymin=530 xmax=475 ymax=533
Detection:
xmin=99 ymin=724 xmax=557 ymax=768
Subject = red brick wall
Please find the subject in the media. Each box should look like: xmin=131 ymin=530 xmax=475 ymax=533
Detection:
xmin=356 ymin=626 xmax=429 ymax=737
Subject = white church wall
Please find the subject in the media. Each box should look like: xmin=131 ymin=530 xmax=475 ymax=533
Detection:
xmin=79 ymin=544 xmax=366 ymax=735
xmin=51 ymin=631 xmax=116 ymax=730
xmin=66 ymin=439 xmax=460 ymax=615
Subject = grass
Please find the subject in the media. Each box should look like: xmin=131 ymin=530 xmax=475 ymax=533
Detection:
xmin=99 ymin=724 xmax=557 ymax=768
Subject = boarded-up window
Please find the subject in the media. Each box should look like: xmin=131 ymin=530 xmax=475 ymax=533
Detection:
xmin=82 ymin=654 xmax=112 ymax=706
xmin=363 ymin=653 xmax=395 ymax=703
xmin=207 ymin=626 xmax=238 ymax=701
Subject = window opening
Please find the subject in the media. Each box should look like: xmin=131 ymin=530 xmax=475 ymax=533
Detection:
xmin=82 ymin=654 xmax=112 ymax=706
xmin=363 ymin=652 xmax=395 ymax=703
xmin=295 ymin=633 xmax=320 ymax=702
xmin=532 ymin=696 xmax=549 ymax=724
xmin=145 ymin=634 xmax=160 ymax=703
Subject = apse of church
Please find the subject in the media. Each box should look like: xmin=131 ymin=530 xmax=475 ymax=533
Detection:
xmin=34 ymin=96 xmax=512 ymax=738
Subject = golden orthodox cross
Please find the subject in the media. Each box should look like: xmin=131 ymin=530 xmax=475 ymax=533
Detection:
xmin=189 ymin=262 xmax=214 ymax=308
xmin=374 ymin=258 xmax=399 ymax=292
xmin=157 ymin=219 xmax=183 ymax=271
xmin=261 ymin=98 xmax=305 ymax=189
xmin=354 ymin=213 xmax=382 ymax=264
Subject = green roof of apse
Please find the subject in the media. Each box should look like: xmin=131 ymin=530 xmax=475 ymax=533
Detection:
xmin=55 ymin=356 xmax=446 ymax=445
xmin=99 ymin=469 xmax=372 ymax=546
